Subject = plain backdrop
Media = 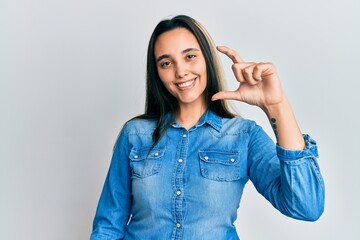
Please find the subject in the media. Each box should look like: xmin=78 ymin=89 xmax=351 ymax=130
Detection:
xmin=1 ymin=0 xmax=359 ymax=239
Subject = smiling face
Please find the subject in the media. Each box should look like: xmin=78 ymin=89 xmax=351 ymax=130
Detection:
xmin=154 ymin=28 xmax=207 ymax=109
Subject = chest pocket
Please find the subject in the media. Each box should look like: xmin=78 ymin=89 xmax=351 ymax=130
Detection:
xmin=199 ymin=150 xmax=242 ymax=181
xmin=129 ymin=148 xmax=165 ymax=178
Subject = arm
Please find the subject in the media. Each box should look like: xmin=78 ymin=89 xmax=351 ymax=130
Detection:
xmin=212 ymin=46 xmax=324 ymax=220
xmin=262 ymin=96 xmax=304 ymax=150
xmin=248 ymin=125 xmax=324 ymax=221
xmin=90 ymin=125 xmax=132 ymax=239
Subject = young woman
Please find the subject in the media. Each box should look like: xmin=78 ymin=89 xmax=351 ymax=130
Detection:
xmin=90 ymin=15 xmax=325 ymax=240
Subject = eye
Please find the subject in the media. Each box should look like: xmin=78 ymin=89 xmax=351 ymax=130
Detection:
xmin=186 ymin=54 xmax=196 ymax=60
xmin=160 ymin=61 xmax=171 ymax=68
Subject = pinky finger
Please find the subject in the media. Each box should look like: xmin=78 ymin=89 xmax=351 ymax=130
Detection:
xmin=253 ymin=64 xmax=263 ymax=81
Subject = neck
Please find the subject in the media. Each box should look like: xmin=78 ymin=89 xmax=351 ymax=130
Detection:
xmin=176 ymin=98 xmax=207 ymax=130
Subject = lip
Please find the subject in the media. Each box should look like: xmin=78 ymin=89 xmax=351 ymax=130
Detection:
xmin=175 ymin=77 xmax=197 ymax=90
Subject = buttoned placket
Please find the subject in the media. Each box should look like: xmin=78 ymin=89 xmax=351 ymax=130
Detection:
xmin=171 ymin=129 xmax=189 ymax=240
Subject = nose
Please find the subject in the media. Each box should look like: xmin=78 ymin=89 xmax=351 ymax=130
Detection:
xmin=175 ymin=62 xmax=188 ymax=79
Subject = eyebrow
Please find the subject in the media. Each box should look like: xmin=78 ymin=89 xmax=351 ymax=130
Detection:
xmin=156 ymin=48 xmax=200 ymax=62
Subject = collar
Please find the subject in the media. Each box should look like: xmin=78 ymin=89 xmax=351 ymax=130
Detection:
xmin=168 ymin=109 xmax=222 ymax=132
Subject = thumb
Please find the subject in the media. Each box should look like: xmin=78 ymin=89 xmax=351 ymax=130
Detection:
xmin=211 ymin=90 xmax=242 ymax=101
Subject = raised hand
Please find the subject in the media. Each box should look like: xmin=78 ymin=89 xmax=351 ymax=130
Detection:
xmin=212 ymin=46 xmax=285 ymax=109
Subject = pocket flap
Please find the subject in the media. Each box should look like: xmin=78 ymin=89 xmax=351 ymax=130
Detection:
xmin=129 ymin=148 xmax=165 ymax=161
xmin=199 ymin=150 xmax=240 ymax=165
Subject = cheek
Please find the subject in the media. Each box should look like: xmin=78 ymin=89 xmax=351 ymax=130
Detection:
xmin=195 ymin=58 xmax=207 ymax=76
xmin=197 ymin=61 xmax=207 ymax=83
xmin=157 ymin=71 xmax=176 ymax=94
xmin=157 ymin=69 xmax=172 ymax=84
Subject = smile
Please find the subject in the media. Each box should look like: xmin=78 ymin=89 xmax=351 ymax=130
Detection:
xmin=176 ymin=78 xmax=196 ymax=90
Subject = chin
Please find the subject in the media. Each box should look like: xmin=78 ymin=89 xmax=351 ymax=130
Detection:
xmin=178 ymin=95 xmax=204 ymax=105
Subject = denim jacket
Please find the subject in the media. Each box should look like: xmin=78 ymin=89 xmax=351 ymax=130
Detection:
xmin=90 ymin=110 xmax=325 ymax=240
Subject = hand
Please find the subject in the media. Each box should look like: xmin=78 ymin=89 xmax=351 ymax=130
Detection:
xmin=212 ymin=46 xmax=285 ymax=109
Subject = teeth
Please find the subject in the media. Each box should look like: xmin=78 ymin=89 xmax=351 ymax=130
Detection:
xmin=177 ymin=79 xmax=195 ymax=88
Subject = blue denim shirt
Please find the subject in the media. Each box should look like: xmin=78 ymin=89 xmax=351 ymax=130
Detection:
xmin=90 ymin=110 xmax=325 ymax=240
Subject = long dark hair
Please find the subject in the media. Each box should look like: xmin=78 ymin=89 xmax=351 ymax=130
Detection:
xmin=134 ymin=15 xmax=235 ymax=145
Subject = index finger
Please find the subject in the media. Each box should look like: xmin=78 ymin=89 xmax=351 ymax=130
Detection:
xmin=216 ymin=46 xmax=244 ymax=63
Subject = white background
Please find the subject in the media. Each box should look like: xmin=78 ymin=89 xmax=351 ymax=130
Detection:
xmin=1 ymin=0 xmax=359 ymax=239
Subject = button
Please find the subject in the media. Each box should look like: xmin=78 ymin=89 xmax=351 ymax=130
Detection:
xmin=154 ymin=152 xmax=159 ymax=157
xmin=182 ymin=134 xmax=187 ymax=138
xmin=176 ymin=223 xmax=181 ymax=228
xmin=134 ymin=155 xmax=138 ymax=159
xmin=204 ymin=156 xmax=209 ymax=161
xmin=178 ymin=158 xmax=183 ymax=163
xmin=176 ymin=190 xmax=182 ymax=196
xmin=230 ymin=158 xmax=235 ymax=162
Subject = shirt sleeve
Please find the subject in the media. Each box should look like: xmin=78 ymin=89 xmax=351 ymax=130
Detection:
xmin=247 ymin=124 xmax=325 ymax=221
xmin=90 ymin=125 xmax=132 ymax=239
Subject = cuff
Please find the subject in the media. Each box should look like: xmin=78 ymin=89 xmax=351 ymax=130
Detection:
xmin=276 ymin=134 xmax=319 ymax=160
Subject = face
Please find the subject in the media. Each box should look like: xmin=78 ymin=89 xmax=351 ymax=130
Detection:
xmin=154 ymin=28 xmax=207 ymax=108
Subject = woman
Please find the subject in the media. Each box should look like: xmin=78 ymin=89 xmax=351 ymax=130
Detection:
xmin=90 ymin=15 xmax=325 ymax=240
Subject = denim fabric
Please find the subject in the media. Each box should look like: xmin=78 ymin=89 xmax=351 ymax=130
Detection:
xmin=90 ymin=110 xmax=325 ymax=240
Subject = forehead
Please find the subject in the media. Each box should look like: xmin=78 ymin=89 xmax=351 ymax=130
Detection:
xmin=154 ymin=28 xmax=200 ymax=56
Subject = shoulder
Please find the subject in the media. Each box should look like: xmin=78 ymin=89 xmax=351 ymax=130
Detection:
xmin=114 ymin=117 xmax=157 ymax=150
xmin=220 ymin=116 xmax=260 ymax=135
xmin=122 ymin=117 xmax=157 ymax=135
